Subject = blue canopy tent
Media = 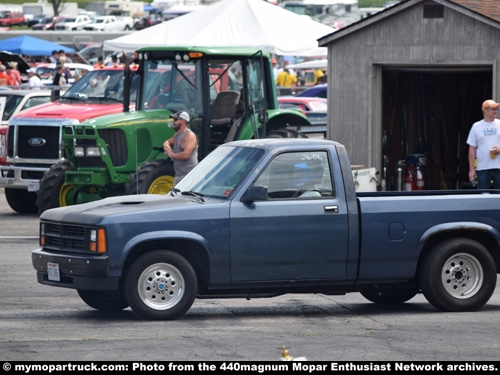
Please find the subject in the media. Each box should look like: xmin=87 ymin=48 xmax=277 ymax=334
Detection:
xmin=0 ymin=36 xmax=75 ymax=56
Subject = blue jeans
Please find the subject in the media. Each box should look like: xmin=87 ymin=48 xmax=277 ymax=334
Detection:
xmin=476 ymin=169 xmax=500 ymax=189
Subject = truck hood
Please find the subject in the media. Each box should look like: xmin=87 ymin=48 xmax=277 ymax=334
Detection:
xmin=40 ymin=193 xmax=225 ymax=226
xmin=13 ymin=101 xmax=126 ymax=121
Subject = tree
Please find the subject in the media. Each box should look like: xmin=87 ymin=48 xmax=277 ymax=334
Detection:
xmin=47 ymin=0 xmax=65 ymax=17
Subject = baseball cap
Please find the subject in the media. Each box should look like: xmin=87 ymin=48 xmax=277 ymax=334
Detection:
xmin=27 ymin=68 xmax=37 ymax=74
xmin=482 ymin=99 xmax=500 ymax=110
xmin=271 ymin=58 xmax=277 ymax=64
xmin=170 ymin=111 xmax=190 ymax=122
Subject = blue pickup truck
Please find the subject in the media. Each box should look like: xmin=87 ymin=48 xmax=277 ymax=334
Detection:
xmin=32 ymin=138 xmax=500 ymax=320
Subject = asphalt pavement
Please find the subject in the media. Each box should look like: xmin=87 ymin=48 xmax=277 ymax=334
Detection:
xmin=0 ymin=188 xmax=499 ymax=362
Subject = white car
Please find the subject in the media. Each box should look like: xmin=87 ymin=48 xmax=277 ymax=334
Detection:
xmin=0 ymin=89 xmax=53 ymax=126
xmin=54 ymin=15 xmax=92 ymax=31
xmin=35 ymin=63 xmax=95 ymax=86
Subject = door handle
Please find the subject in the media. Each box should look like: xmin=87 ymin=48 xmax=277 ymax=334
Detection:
xmin=324 ymin=205 xmax=339 ymax=213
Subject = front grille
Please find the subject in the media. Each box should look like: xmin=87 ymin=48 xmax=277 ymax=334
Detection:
xmin=8 ymin=125 xmax=60 ymax=159
xmin=43 ymin=221 xmax=88 ymax=254
xmin=306 ymin=113 xmax=327 ymax=125
xmin=99 ymin=129 xmax=127 ymax=166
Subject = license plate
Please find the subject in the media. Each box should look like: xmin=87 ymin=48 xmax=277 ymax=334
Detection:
xmin=47 ymin=262 xmax=60 ymax=282
xmin=28 ymin=182 xmax=40 ymax=192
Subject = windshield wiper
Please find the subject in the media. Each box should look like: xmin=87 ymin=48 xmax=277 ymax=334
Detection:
xmin=181 ymin=191 xmax=205 ymax=201
xmin=170 ymin=187 xmax=181 ymax=196
xmin=87 ymin=96 xmax=123 ymax=103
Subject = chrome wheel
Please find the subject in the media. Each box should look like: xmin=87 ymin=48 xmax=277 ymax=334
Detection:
xmin=137 ymin=263 xmax=185 ymax=310
xmin=441 ymin=252 xmax=483 ymax=299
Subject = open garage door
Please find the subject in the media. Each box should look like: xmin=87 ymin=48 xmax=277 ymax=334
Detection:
xmin=381 ymin=67 xmax=493 ymax=191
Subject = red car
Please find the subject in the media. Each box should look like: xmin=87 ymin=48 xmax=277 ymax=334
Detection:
xmin=277 ymin=95 xmax=327 ymax=113
xmin=31 ymin=16 xmax=64 ymax=31
xmin=0 ymin=11 xmax=25 ymax=27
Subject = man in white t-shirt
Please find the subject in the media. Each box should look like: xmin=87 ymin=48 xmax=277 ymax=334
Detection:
xmin=467 ymin=99 xmax=500 ymax=189
xmin=27 ymin=68 xmax=43 ymax=90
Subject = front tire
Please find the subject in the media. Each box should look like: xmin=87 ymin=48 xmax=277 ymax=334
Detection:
xmin=36 ymin=160 xmax=75 ymax=215
xmin=418 ymin=238 xmax=497 ymax=311
xmin=77 ymin=289 xmax=129 ymax=311
xmin=4 ymin=188 xmax=38 ymax=214
xmin=124 ymin=159 xmax=175 ymax=195
xmin=361 ymin=287 xmax=419 ymax=305
xmin=124 ymin=250 xmax=197 ymax=320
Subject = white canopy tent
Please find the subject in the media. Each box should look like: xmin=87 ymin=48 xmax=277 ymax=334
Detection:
xmin=288 ymin=59 xmax=328 ymax=70
xmin=104 ymin=0 xmax=336 ymax=56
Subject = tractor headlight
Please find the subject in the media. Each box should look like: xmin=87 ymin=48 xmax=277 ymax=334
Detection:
xmin=85 ymin=147 xmax=100 ymax=157
xmin=74 ymin=147 xmax=85 ymax=157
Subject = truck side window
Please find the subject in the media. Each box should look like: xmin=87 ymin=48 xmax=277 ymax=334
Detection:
xmin=255 ymin=151 xmax=333 ymax=199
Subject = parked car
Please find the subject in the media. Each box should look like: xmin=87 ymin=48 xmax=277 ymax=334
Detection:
xmin=77 ymin=43 xmax=103 ymax=63
xmin=35 ymin=63 xmax=94 ymax=86
xmin=55 ymin=15 xmax=92 ymax=31
xmin=296 ymin=84 xmax=327 ymax=98
xmin=0 ymin=89 xmax=53 ymax=126
xmin=277 ymin=96 xmax=327 ymax=137
xmin=0 ymin=10 xmax=25 ymax=27
xmin=27 ymin=14 xmax=49 ymax=28
xmin=278 ymin=96 xmax=327 ymax=112
xmin=31 ymin=16 xmax=63 ymax=31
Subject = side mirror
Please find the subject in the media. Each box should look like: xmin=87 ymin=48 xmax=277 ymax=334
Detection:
xmin=240 ymin=186 xmax=268 ymax=204
xmin=50 ymin=88 xmax=60 ymax=102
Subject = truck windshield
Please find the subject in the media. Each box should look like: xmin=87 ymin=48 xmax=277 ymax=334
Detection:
xmin=63 ymin=69 xmax=138 ymax=102
xmin=175 ymin=145 xmax=265 ymax=198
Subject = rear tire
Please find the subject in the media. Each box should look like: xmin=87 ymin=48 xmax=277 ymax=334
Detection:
xmin=124 ymin=159 xmax=175 ymax=195
xmin=77 ymin=289 xmax=129 ymax=311
xmin=418 ymin=238 xmax=497 ymax=311
xmin=36 ymin=160 xmax=75 ymax=215
xmin=4 ymin=188 xmax=38 ymax=214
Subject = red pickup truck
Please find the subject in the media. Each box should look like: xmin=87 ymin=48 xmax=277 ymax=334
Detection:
xmin=0 ymin=11 xmax=25 ymax=27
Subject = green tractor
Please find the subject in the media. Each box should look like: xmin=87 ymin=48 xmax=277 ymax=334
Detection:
xmin=36 ymin=46 xmax=320 ymax=213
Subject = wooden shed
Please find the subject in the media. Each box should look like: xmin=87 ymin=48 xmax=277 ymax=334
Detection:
xmin=318 ymin=0 xmax=500 ymax=190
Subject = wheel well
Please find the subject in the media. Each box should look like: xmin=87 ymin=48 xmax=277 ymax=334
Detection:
xmin=121 ymin=238 xmax=210 ymax=289
xmin=417 ymin=230 xmax=500 ymax=274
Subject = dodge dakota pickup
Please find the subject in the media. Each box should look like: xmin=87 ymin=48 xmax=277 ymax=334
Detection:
xmin=32 ymin=139 xmax=500 ymax=320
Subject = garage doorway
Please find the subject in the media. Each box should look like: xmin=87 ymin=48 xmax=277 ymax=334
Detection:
xmin=381 ymin=67 xmax=493 ymax=190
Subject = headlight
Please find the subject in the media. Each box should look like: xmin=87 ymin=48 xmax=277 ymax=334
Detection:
xmin=89 ymin=228 xmax=107 ymax=254
xmin=85 ymin=147 xmax=100 ymax=157
xmin=74 ymin=147 xmax=85 ymax=157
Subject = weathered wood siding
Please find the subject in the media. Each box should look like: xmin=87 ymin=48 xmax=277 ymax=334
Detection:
xmin=324 ymin=1 xmax=500 ymax=170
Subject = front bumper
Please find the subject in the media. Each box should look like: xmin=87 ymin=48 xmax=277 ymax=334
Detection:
xmin=32 ymin=248 xmax=120 ymax=290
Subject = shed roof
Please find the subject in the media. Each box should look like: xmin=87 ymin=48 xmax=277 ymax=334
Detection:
xmin=318 ymin=0 xmax=500 ymax=46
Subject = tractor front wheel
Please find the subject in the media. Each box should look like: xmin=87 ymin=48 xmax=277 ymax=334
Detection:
xmin=124 ymin=160 xmax=175 ymax=195
xmin=36 ymin=160 xmax=75 ymax=215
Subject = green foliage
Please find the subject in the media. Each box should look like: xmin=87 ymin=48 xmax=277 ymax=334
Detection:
xmin=358 ymin=0 xmax=392 ymax=7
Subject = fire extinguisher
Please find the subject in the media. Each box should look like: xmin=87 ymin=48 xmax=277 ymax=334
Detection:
xmin=405 ymin=163 xmax=416 ymax=191
xmin=415 ymin=164 xmax=425 ymax=190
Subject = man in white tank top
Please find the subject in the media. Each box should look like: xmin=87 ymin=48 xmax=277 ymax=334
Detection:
xmin=163 ymin=111 xmax=199 ymax=186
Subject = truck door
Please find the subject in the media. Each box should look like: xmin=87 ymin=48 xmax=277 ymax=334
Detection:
xmin=229 ymin=150 xmax=349 ymax=282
